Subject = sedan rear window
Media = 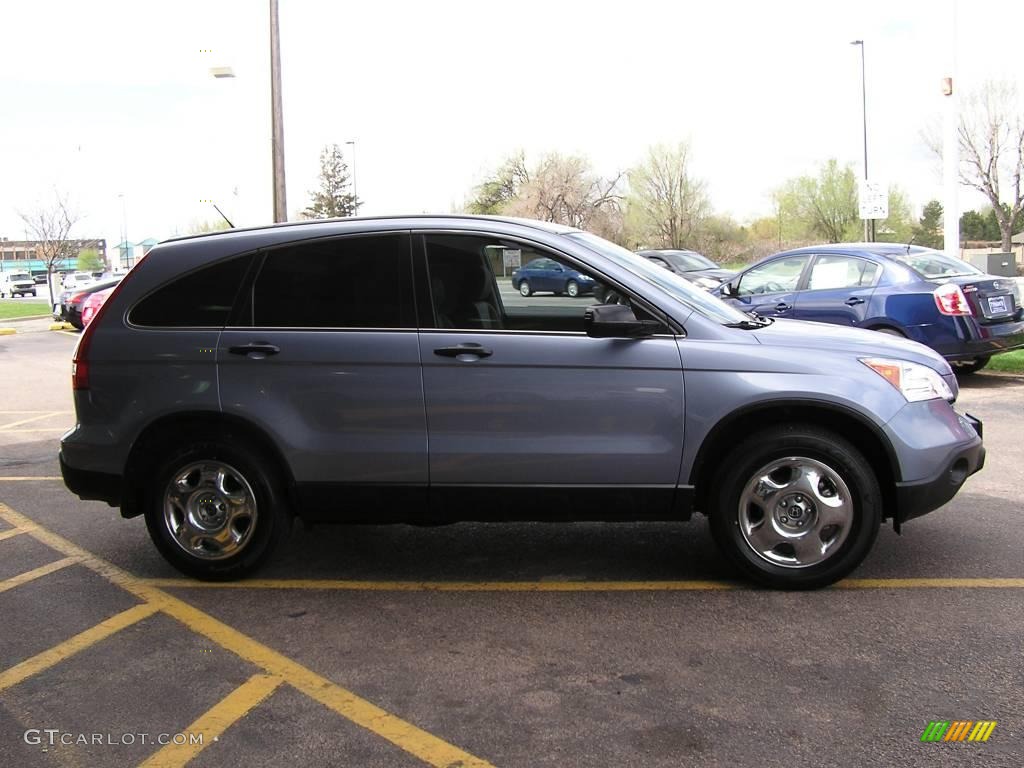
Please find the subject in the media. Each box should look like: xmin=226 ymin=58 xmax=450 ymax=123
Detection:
xmin=890 ymin=250 xmax=982 ymax=279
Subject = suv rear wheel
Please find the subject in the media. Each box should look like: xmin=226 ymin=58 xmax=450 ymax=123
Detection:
xmin=144 ymin=436 xmax=291 ymax=580
xmin=709 ymin=424 xmax=881 ymax=589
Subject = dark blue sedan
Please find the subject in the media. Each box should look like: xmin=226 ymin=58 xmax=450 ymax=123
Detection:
xmin=714 ymin=244 xmax=1024 ymax=373
xmin=511 ymin=257 xmax=596 ymax=297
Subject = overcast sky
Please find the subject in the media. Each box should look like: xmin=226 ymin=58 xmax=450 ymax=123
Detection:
xmin=2 ymin=0 xmax=1021 ymax=250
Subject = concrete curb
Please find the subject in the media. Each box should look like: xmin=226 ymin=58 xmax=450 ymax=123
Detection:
xmin=0 ymin=328 xmax=16 ymax=336
xmin=3 ymin=314 xmax=52 ymax=323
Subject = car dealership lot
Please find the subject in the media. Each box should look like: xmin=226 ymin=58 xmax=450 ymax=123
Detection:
xmin=1 ymin=329 xmax=1022 ymax=767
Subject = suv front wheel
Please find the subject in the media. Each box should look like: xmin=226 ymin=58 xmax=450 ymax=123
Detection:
xmin=144 ymin=436 xmax=291 ymax=580
xmin=709 ymin=424 xmax=881 ymax=589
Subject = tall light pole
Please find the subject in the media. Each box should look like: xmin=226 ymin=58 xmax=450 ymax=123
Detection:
xmin=270 ymin=0 xmax=287 ymax=222
xmin=851 ymin=39 xmax=872 ymax=242
xmin=942 ymin=0 xmax=960 ymax=259
xmin=346 ymin=139 xmax=358 ymax=216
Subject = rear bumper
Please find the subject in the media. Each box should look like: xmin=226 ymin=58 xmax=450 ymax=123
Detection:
xmin=59 ymin=451 xmax=121 ymax=506
xmin=935 ymin=317 xmax=1024 ymax=361
xmin=894 ymin=413 xmax=985 ymax=524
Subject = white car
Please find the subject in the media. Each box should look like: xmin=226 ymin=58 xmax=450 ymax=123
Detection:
xmin=0 ymin=272 xmax=37 ymax=298
xmin=62 ymin=271 xmax=96 ymax=290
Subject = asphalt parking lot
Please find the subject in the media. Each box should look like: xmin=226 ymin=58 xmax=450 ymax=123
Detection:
xmin=1 ymin=327 xmax=1022 ymax=767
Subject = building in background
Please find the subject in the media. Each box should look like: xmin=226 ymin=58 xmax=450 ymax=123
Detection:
xmin=114 ymin=237 xmax=158 ymax=271
xmin=0 ymin=238 xmax=107 ymax=277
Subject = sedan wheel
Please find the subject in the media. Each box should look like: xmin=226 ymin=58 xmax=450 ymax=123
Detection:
xmin=566 ymin=280 xmax=579 ymax=298
xmin=519 ymin=281 xmax=532 ymax=297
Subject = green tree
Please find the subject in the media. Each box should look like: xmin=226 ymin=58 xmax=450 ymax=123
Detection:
xmin=76 ymin=247 xmax=104 ymax=272
xmin=466 ymin=152 xmax=529 ymax=214
xmin=875 ymin=187 xmax=914 ymax=243
xmin=775 ymin=159 xmax=860 ymax=243
xmin=959 ymin=209 xmax=992 ymax=241
xmin=626 ymin=142 xmax=709 ymax=249
xmin=912 ymin=200 xmax=943 ymax=248
xmin=304 ymin=144 xmax=358 ymax=219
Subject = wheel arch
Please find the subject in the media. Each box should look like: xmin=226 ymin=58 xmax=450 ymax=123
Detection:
xmin=120 ymin=410 xmax=296 ymax=519
xmin=689 ymin=400 xmax=901 ymax=527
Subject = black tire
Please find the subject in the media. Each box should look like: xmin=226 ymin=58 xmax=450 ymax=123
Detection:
xmin=144 ymin=435 xmax=292 ymax=580
xmin=952 ymin=357 xmax=990 ymax=375
xmin=519 ymin=280 xmax=533 ymax=297
xmin=708 ymin=424 xmax=881 ymax=589
xmin=872 ymin=326 xmax=906 ymax=337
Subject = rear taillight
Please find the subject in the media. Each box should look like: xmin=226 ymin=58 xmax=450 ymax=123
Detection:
xmin=72 ymin=259 xmax=145 ymax=391
xmin=933 ymin=283 xmax=972 ymax=316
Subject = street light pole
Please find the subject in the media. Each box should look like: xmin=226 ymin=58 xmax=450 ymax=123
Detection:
xmin=851 ymin=39 xmax=871 ymax=242
xmin=269 ymin=0 xmax=287 ymax=222
xmin=346 ymin=140 xmax=358 ymax=216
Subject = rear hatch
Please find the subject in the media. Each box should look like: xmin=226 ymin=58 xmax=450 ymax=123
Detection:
xmin=944 ymin=275 xmax=1020 ymax=324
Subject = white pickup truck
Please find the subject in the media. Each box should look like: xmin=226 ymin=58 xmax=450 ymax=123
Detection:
xmin=0 ymin=271 xmax=37 ymax=298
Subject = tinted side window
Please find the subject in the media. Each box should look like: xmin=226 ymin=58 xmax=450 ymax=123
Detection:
xmin=247 ymin=235 xmax=407 ymax=328
xmin=130 ymin=255 xmax=252 ymax=327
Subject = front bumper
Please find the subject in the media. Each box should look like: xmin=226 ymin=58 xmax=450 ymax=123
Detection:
xmin=894 ymin=413 xmax=985 ymax=524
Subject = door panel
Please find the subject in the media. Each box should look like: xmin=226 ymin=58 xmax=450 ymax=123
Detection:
xmin=791 ymin=255 xmax=879 ymax=326
xmin=420 ymin=331 xmax=685 ymax=486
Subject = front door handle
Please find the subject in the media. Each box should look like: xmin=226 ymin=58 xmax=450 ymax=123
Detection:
xmin=434 ymin=343 xmax=493 ymax=360
xmin=774 ymin=302 xmax=791 ymax=312
xmin=845 ymin=296 xmax=865 ymax=306
xmin=228 ymin=342 xmax=280 ymax=358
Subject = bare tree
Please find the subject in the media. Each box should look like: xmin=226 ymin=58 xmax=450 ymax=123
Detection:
xmin=627 ymin=142 xmax=709 ymax=249
xmin=504 ymin=153 xmax=624 ymax=237
xmin=928 ymin=81 xmax=1024 ymax=253
xmin=19 ymin=192 xmax=81 ymax=305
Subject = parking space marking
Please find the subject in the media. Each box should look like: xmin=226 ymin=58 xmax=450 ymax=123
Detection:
xmin=0 ymin=411 xmax=69 ymax=431
xmin=0 ymin=526 xmax=30 ymax=542
xmin=0 ymin=603 xmax=159 ymax=692
xmin=0 ymin=428 xmax=69 ymax=433
xmin=0 ymin=557 xmax=78 ymax=594
xmin=0 ymin=477 xmax=62 ymax=482
xmin=140 ymin=577 xmax=1024 ymax=591
xmin=138 ymin=673 xmax=284 ymax=768
xmin=0 ymin=502 xmax=496 ymax=768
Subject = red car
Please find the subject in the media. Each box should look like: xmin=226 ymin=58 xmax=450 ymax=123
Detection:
xmin=81 ymin=287 xmax=114 ymax=328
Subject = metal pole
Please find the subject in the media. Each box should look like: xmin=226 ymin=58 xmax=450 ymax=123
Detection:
xmin=943 ymin=1 xmax=960 ymax=260
xmin=270 ymin=0 xmax=287 ymax=222
xmin=346 ymin=140 xmax=358 ymax=216
xmin=853 ymin=40 xmax=870 ymax=242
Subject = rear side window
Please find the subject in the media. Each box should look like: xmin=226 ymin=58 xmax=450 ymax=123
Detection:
xmin=130 ymin=255 xmax=252 ymax=327
xmin=245 ymin=234 xmax=408 ymax=328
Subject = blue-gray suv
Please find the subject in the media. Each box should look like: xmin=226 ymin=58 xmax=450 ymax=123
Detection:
xmin=60 ymin=216 xmax=985 ymax=588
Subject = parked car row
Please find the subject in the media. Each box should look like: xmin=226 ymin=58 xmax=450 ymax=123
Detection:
xmin=53 ymin=277 xmax=121 ymax=329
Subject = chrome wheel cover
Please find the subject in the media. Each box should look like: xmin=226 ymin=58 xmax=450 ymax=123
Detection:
xmin=737 ymin=456 xmax=854 ymax=569
xmin=163 ymin=461 xmax=258 ymax=561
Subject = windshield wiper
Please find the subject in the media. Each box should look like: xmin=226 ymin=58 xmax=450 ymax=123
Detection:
xmin=725 ymin=317 xmax=774 ymax=329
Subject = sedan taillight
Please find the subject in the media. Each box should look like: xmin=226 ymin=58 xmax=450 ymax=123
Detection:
xmin=933 ymin=283 xmax=972 ymax=316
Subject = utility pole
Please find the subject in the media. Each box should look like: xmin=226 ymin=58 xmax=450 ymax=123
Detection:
xmin=851 ymin=40 xmax=871 ymax=242
xmin=270 ymin=0 xmax=287 ymax=222
xmin=346 ymin=140 xmax=358 ymax=216
xmin=942 ymin=1 xmax=960 ymax=259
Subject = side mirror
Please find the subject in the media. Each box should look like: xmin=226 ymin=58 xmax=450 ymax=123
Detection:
xmin=720 ymin=280 xmax=739 ymax=297
xmin=584 ymin=304 xmax=661 ymax=338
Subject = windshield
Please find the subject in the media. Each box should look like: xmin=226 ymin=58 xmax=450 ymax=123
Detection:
xmin=567 ymin=232 xmax=751 ymax=325
xmin=9 ymin=273 xmax=31 ymax=281
xmin=663 ymin=252 xmax=718 ymax=271
xmin=890 ymin=249 xmax=982 ymax=279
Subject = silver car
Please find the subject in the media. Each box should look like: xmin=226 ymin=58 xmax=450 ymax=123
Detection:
xmin=60 ymin=216 xmax=984 ymax=588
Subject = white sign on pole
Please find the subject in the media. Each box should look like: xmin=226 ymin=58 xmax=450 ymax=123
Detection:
xmin=858 ymin=179 xmax=888 ymax=220
xmin=502 ymin=248 xmax=522 ymax=268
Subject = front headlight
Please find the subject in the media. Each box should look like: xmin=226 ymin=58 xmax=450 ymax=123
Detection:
xmin=860 ymin=358 xmax=954 ymax=402
xmin=693 ymin=277 xmax=720 ymax=290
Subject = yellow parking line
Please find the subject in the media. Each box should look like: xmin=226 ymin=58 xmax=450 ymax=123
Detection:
xmin=0 ymin=527 xmax=30 ymax=542
xmin=0 ymin=602 xmax=158 ymax=692
xmin=0 ymin=477 xmax=62 ymax=481
xmin=0 ymin=502 xmax=495 ymax=768
xmin=0 ymin=557 xmax=77 ymax=594
xmin=138 ymin=674 xmax=283 ymax=768
xmin=140 ymin=577 xmax=1024 ymax=591
xmin=0 ymin=411 xmax=68 ymax=431
xmin=838 ymin=577 xmax=1024 ymax=589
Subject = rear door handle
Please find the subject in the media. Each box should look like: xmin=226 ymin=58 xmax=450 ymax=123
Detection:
xmin=845 ymin=297 xmax=865 ymax=306
xmin=434 ymin=343 xmax=493 ymax=360
xmin=774 ymin=302 xmax=791 ymax=312
xmin=228 ymin=342 xmax=280 ymax=357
